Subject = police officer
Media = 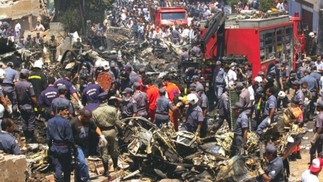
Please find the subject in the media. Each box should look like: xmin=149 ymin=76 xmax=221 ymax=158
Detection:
xmin=213 ymin=61 xmax=225 ymax=104
xmin=257 ymin=144 xmax=284 ymax=181
xmin=310 ymin=101 xmax=323 ymax=163
xmin=216 ymin=88 xmax=230 ymax=130
xmin=47 ymin=103 xmax=75 ymax=182
xmin=38 ymin=77 xmax=59 ymax=120
xmin=296 ymin=59 xmax=305 ymax=79
xmin=55 ymin=72 xmax=83 ymax=109
xmin=0 ymin=118 xmax=21 ymax=154
xmin=300 ymin=69 xmax=318 ymax=119
xmin=192 ymin=75 xmax=203 ymax=89
xmin=132 ymin=82 xmax=148 ymax=118
xmin=196 ymin=85 xmax=208 ymax=137
xmin=28 ymin=59 xmax=48 ymax=97
xmin=120 ymin=88 xmax=137 ymax=119
xmin=3 ymin=62 xmax=18 ymax=113
xmin=48 ymin=35 xmax=58 ymax=62
xmin=256 ymin=87 xmax=277 ymax=136
xmin=82 ymin=77 xmax=104 ymax=111
xmin=15 ymin=69 xmax=37 ymax=143
xmin=236 ymin=82 xmax=252 ymax=117
xmin=71 ymin=109 xmax=107 ymax=182
xmin=184 ymin=93 xmax=204 ymax=135
xmin=230 ymin=102 xmax=248 ymax=157
xmin=310 ymin=65 xmax=321 ymax=86
xmin=92 ymin=92 xmax=121 ymax=176
xmin=51 ymin=85 xmax=74 ymax=119
xmin=155 ymin=88 xmax=177 ymax=127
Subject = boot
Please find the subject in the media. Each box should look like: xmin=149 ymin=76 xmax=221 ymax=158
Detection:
xmin=112 ymin=157 xmax=119 ymax=171
xmin=296 ymin=151 xmax=302 ymax=159
xmin=288 ymin=154 xmax=296 ymax=161
xmin=102 ymin=161 xmax=109 ymax=177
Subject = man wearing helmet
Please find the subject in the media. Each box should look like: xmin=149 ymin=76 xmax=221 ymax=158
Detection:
xmin=15 ymin=69 xmax=37 ymax=143
xmin=28 ymin=59 xmax=48 ymax=97
xmin=184 ymin=93 xmax=204 ymax=135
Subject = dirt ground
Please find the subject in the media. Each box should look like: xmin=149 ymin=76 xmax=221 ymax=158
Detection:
xmin=289 ymin=120 xmax=323 ymax=182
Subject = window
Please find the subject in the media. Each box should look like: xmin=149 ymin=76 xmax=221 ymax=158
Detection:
xmin=161 ymin=12 xmax=186 ymax=20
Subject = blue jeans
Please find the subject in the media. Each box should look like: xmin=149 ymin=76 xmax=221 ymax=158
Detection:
xmin=76 ymin=147 xmax=90 ymax=182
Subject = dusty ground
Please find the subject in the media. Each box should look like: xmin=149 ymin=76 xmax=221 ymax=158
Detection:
xmin=289 ymin=120 xmax=323 ymax=182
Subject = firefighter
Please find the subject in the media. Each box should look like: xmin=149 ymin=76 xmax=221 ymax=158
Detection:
xmin=15 ymin=69 xmax=37 ymax=143
xmin=28 ymin=60 xmax=48 ymax=97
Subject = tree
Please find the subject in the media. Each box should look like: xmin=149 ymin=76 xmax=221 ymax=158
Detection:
xmin=259 ymin=0 xmax=275 ymax=12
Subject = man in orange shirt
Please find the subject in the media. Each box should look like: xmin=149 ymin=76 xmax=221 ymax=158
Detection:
xmin=144 ymin=78 xmax=160 ymax=122
xmin=163 ymin=76 xmax=181 ymax=130
xmin=163 ymin=76 xmax=181 ymax=103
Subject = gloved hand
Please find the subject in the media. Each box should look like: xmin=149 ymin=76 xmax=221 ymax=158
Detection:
xmin=77 ymin=100 xmax=84 ymax=109
xmin=176 ymin=102 xmax=183 ymax=107
xmin=99 ymin=135 xmax=108 ymax=147
xmin=129 ymin=119 xmax=134 ymax=126
xmin=267 ymin=118 xmax=271 ymax=125
xmin=6 ymin=106 xmax=12 ymax=115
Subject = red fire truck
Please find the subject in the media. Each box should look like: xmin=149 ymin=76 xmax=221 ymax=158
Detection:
xmin=200 ymin=11 xmax=305 ymax=79
xmin=150 ymin=7 xmax=188 ymax=27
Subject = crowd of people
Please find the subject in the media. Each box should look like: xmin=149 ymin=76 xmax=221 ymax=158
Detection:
xmin=0 ymin=0 xmax=322 ymax=181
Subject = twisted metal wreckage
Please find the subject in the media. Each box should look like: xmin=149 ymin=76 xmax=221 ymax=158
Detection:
xmin=0 ymin=29 xmax=307 ymax=181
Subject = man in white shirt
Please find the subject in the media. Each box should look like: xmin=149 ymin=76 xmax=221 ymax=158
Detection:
xmin=34 ymin=21 xmax=45 ymax=31
xmin=301 ymin=158 xmax=322 ymax=182
xmin=226 ymin=63 xmax=237 ymax=86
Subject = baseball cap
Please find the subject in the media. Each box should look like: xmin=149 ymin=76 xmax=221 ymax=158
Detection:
xmin=310 ymin=158 xmax=322 ymax=173
xmin=122 ymin=88 xmax=133 ymax=94
xmin=265 ymin=144 xmax=276 ymax=154
xmin=58 ymin=84 xmax=67 ymax=91
xmin=133 ymin=82 xmax=141 ymax=88
xmin=189 ymin=83 xmax=196 ymax=90
xmin=20 ymin=69 xmax=29 ymax=75
xmin=235 ymin=82 xmax=244 ymax=89
xmin=159 ymin=88 xmax=166 ymax=94
xmin=196 ymin=85 xmax=204 ymax=92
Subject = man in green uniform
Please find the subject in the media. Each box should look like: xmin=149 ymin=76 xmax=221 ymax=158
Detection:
xmin=48 ymin=35 xmax=58 ymax=63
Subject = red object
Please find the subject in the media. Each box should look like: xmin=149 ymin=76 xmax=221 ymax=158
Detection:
xmin=146 ymin=85 xmax=160 ymax=122
xmin=201 ymin=14 xmax=306 ymax=79
xmin=150 ymin=7 xmax=188 ymax=27
xmin=165 ymin=82 xmax=181 ymax=103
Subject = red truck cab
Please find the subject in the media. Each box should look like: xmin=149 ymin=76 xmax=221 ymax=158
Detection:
xmin=150 ymin=7 xmax=188 ymax=27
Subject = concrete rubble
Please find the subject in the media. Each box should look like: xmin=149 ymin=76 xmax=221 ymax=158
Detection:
xmin=0 ymin=151 xmax=27 ymax=181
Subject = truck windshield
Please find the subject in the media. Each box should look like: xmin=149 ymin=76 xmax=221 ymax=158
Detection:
xmin=161 ymin=12 xmax=185 ymax=20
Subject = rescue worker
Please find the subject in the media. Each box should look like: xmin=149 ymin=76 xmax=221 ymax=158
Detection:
xmin=213 ymin=61 xmax=225 ymax=104
xmin=71 ymin=109 xmax=107 ymax=182
xmin=2 ymin=62 xmax=18 ymax=113
xmin=15 ymin=69 xmax=37 ymax=143
xmin=296 ymin=59 xmax=305 ymax=79
xmin=38 ymin=77 xmax=59 ymax=120
xmin=254 ymin=76 xmax=264 ymax=126
xmin=292 ymin=80 xmax=305 ymax=104
xmin=301 ymin=158 xmax=322 ymax=182
xmin=47 ymin=103 xmax=75 ymax=182
xmin=132 ymin=82 xmax=148 ymax=118
xmin=82 ymin=77 xmax=104 ymax=111
xmin=236 ymin=82 xmax=252 ymax=118
xmin=216 ymin=87 xmax=230 ymax=130
xmin=120 ymin=88 xmax=137 ymax=119
xmin=196 ymin=85 xmax=208 ymax=137
xmin=257 ymin=144 xmax=284 ymax=181
xmin=163 ymin=75 xmax=181 ymax=103
xmin=155 ymin=88 xmax=179 ymax=127
xmin=184 ymin=93 xmax=204 ymax=135
xmin=0 ymin=118 xmax=21 ymax=154
xmin=73 ymin=38 xmax=84 ymax=54
xmin=300 ymin=69 xmax=318 ymax=120
xmin=34 ymin=32 xmax=44 ymax=51
xmin=310 ymin=101 xmax=323 ymax=163
xmin=192 ymin=75 xmax=203 ymax=89
xmin=226 ymin=63 xmax=237 ymax=86
xmin=92 ymin=92 xmax=121 ymax=176
xmin=51 ymin=85 xmax=74 ymax=119
xmin=310 ymin=65 xmax=321 ymax=86
xmin=144 ymin=77 xmax=159 ymax=122
xmin=256 ymin=87 xmax=277 ymax=136
xmin=230 ymin=102 xmax=248 ymax=157
xmin=28 ymin=59 xmax=48 ymax=97
xmin=25 ymin=34 xmax=33 ymax=49
xmin=48 ymin=35 xmax=58 ymax=63
xmin=55 ymin=72 xmax=83 ymax=109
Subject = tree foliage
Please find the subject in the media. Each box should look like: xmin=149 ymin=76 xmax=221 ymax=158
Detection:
xmin=57 ymin=8 xmax=83 ymax=32
xmin=259 ymin=0 xmax=275 ymax=12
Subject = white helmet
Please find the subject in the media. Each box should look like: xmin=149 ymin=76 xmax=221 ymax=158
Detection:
xmin=278 ymin=91 xmax=286 ymax=99
xmin=186 ymin=93 xmax=199 ymax=105
xmin=309 ymin=32 xmax=315 ymax=38
xmin=33 ymin=59 xmax=43 ymax=69
xmin=254 ymin=76 xmax=263 ymax=83
xmin=101 ymin=61 xmax=110 ymax=70
xmin=0 ymin=69 xmax=6 ymax=79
